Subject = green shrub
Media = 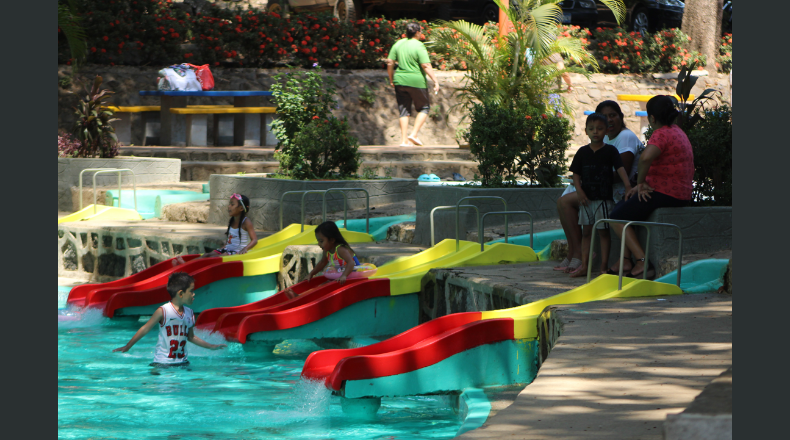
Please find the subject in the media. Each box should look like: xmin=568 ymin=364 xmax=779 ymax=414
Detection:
xmin=270 ymin=66 xmax=360 ymax=179
xmin=466 ymin=101 xmax=570 ymax=188
xmin=270 ymin=66 xmax=338 ymax=174
xmin=283 ymin=117 xmax=361 ymax=180
xmin=685 ymin=106 xmax=732 ymax=206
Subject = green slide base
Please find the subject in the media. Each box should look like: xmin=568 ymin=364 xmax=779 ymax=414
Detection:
xmin=115 ymin=273 xmax=278 ymax=316
xmin=342 ymin=339 xmax=539 ymax=399
xmin=246 ymin=294 xmax=419 ymax=344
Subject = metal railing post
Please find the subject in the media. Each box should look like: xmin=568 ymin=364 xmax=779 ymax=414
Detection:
xmin=279 ymin=190 xmax=309 ymax=231
xmin=455 ymin=196 xmax=507 ymax=252
xmin=78 ymin=168 xmax=137 ymax=214
xmin=587 ymin=219 xmax=683 ymax=290
xmin=299 ymin=190 xmax=328 ymax=232
xmin=430 ymin=205 xmax=479 ymax=247
xmin=480 ymin=211 xmax=533 ymax=252
xmin=322 ymin=188 xmax=370 ymax=233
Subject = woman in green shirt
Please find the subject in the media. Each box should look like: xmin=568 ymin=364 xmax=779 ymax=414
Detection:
xmin=386 ymin=22 xmax=440 ymax=147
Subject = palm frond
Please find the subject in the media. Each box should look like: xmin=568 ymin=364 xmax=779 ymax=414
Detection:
xmin=58 ymin=2 xmax=87 ymax=65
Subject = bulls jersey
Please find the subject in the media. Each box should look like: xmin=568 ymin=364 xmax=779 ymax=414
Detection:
xmin=152 ymin=302 xmax=196 ymax=365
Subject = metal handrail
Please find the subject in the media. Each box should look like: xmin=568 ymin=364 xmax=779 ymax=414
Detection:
xmin=323 ymin=188 xmax=370 ymax=233
xmin=431 ymin=205 xmax=479 ymax=247
xmin=279 ymin=191 xmax=312 ymax=231
xmin=587 ymin=219 xmax=683 ymax=290
xmin=300 ymin=190 xmax=332 ymax=232
xmin=78 ymin=168 xmax=137 ymax=214
xmin=455 ymin=196 xmax=507 ymax=251
xmin=279 ymin=188 xmax=370 ymax=233
xmin=480 ymin=211 xmax=533 ymax=252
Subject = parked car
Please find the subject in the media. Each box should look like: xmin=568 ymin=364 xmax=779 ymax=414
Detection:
xmin=265 ymin=0 xmax=453 ymax=22
xmin=559 ymin=0 xmax=599 ymax=29
xmin=595 ymin=0 xmax=685 ymax=35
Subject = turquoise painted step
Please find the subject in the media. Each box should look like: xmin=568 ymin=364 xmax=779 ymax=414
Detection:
xmin=655 ymin=259 xmax=730 ymax=293
xmin=343 ymin=339 xmax=538 ymax=399
xmin=490 ymin=229 xmax=566 ymax=261
xmin=115 ymin=273 xmax=278 ymax=316
xmin=247 ymin=294 xmax=419 ymax=344
xmin=105 ymin=190 xmax=209 ymax=219
xmin=335 ymin=214 xmax=416 ymax=242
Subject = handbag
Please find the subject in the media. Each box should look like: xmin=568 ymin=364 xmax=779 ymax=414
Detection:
xmin=157 ymin=64 xmax=202 ymax=91
xmin=187 ymin=64 xmax=215 ymax=91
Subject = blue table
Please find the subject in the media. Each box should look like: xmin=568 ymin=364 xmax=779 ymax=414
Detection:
xmin=139 ymin=90 xmax=274 ymax=146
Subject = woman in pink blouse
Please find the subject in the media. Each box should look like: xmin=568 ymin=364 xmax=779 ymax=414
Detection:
xmin=608 ymin=95 xmax=695 ymax=279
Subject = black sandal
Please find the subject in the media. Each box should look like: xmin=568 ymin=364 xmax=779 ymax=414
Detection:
xmin=625 ymin=258 xmax=656 ymax=280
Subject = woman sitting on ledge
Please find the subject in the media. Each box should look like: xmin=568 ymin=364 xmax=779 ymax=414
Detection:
xmin=608 ymin=95 xmax=695 ymax=280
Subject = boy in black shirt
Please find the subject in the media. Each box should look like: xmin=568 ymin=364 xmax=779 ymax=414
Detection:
xmin=568 ymin=113 xmax=632 ymax=278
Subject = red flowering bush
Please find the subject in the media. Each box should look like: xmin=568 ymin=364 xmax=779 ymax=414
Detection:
xmin=716 ymin=33 xmax=732 ymax=73
xmin=58 ymin=0 xmax=190 ymax=66
xmin=592 ymin=27 xmax=706 ymax=73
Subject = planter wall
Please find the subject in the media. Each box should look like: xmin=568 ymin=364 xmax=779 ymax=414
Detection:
xmin=414 ymin=186 xmax=566 ymax=247
xmin=58 ymin=157 xmax=181 ymax=212
xmin=207 ymin=175 xmax=418 ymax=231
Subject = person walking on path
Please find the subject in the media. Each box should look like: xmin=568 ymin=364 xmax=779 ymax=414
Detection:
xmin=386 ymin=22 xmax=440 ymax=147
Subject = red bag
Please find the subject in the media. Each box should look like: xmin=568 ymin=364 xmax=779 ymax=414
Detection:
xmin=187 ymin=64 xmax=215 ymax=91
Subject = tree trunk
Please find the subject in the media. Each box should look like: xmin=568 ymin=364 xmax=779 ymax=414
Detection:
xmin=681 ymin=0 xmax=723 ymax=70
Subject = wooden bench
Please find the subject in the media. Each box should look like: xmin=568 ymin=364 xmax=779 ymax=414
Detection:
xmin=107 ymin=105 xmax=235 ymax=146
xmin=168 ymin=106 xmax=278 ymax=147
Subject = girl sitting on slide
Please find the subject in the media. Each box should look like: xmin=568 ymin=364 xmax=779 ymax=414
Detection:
xmin=307 ymin=221 xmax=360 ymax=286
xmin=173 ymin=193 xmax=257 ymax=266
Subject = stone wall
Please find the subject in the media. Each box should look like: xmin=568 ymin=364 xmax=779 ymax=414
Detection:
xmin=58 ymin=223 xmax=225 ymax=282
xmin=206 ymin=174 xmax=418 ymax=230
xmin=58 ymin=157 xmax=181 ymax=211
xmin=58 ymin=65 xmax=732 ymax=149
xmin=413 ymin=186 xmax=566 ymax=247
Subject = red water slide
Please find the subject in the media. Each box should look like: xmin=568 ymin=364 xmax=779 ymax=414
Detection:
xmin=195 ymin=277 xmax=342 ymax=330
xmin=66 ymin=255 xmax=200 ymax=307
xmin=67 ymin=255 xmax=209 ymax=308
xmin=194 ymin=277 xmax=391 ymax=343
xmin=301 ymin=313 xmax=516 ymax=391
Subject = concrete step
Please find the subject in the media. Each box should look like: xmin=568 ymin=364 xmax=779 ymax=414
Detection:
xmin=121 ymin=146 xmax=479 ymax=181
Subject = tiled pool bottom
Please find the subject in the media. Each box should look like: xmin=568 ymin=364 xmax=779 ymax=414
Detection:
xmin=57 ymin=293 xmax=464 ymax=439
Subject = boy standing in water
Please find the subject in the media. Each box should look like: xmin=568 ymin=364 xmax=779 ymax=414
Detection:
xmin=569 ymin=113 xmax=632 ymax=278
xmin=113 ymin=272 xmax=226 ymax=366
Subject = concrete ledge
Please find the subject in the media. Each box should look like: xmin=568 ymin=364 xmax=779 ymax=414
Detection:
xmin=58 ymin=157 xmax=181 ymax=211
xmin=414 ymin=186 xmax=566 ymax=247
xmin=664 ymin=368 xmax=732 ymax=440
xmin=206 ymin=175 xmax=418 ymax=231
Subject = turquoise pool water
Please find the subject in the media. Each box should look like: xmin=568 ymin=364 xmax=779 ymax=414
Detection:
xmin=58 ymin=291 xmax=464 ymax=439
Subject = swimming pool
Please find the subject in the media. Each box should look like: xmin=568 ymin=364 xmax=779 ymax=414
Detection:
xmin=58 ymin=289 xmax=465 ymax=439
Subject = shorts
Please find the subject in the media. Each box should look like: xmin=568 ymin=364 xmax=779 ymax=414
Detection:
xmin=395 ymin=85 xmax=430 ymax=117
xmin=610 ymin=191 xmax=688 ymax=222
xmin=562 ymin=184 xmax=577 ymax=197
xmin=149 ymin=361 xmax=190 ymax=368
xmin=213 ymin=248 xmax=239 ymax=255
xmin=579 ymin=199 xmax=615 ymax=230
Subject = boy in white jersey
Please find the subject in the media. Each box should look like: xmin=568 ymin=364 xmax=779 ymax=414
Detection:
xmin=113 ymin=272 xmax=226 ymax=367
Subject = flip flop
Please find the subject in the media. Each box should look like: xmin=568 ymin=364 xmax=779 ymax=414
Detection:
xmin=626 ymin=263 xmax=656 ymax=280
xmin=553 ymin=258 xmax=571 ymax=271
xmin=564 ymin=258 xmax=582 ymax=273
xmin=407 ymin=135 xmax=423 ymax=146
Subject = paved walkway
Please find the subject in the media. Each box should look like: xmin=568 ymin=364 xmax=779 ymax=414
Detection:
xmin=458 ymin=293 xmax=732 ymax=439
